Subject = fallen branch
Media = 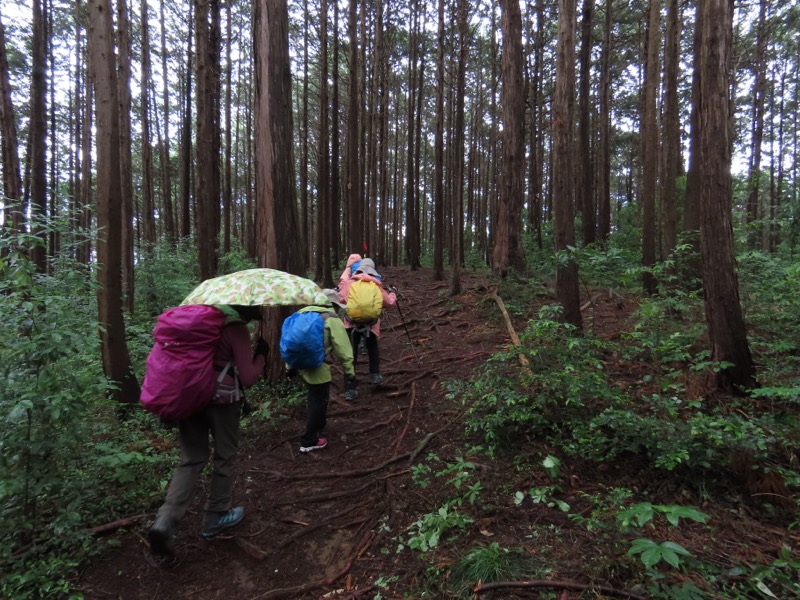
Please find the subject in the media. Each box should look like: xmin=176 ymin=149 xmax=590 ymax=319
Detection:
xmin=89 ymin=514 xmax=147 ymax=536
xmin=488 ymin=289 xmax=529 ymax=368
xmin=473 ymin=580 xmax=647 ymax=600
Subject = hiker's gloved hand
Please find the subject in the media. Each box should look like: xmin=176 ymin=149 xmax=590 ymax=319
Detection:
xmin=389 ymin=286 xmax=398 ymax=295
xmin=254 ymin=338 xmax=269 ymax=358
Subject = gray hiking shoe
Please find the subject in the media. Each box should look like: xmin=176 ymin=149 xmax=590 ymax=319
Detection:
xmin=344 ymin=389 xmax=358 ymax=401
xmin=370 ymin=373 xmax=384 ymax=385
xmin=201 ymin=507 xmax=244 ymax=538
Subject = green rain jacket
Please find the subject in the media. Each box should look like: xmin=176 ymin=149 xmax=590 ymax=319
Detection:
xmin=295 ymin=306 xmax=355 ymax=385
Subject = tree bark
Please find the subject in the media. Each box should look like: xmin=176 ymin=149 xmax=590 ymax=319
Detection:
xmin=493 ymin=0 xmax=527 ymax=276
xmin=29 ymin=0 xmax=48 ymax=272
xmin=87 ymin=0 xmax=140 ymax=405
xmin=254 ymin=0 xmax=304 ymax=379
xmin=699 ymin=0 xmax=757 ymax=391
xmin=195 ymin=0 xmax=218 ymax=280
xmin=578 ymin=0 xmax=595 ymax=246
xmin=660 ymin=0 xmax=680 ymax=260
xmin=552 ymin=0 xmax=582 ymax=328
xmin=0 ymin=17 xmax=23 ymax=236
xmin=433 ymin=0 xmax=445 ymax=281
xmin=641 ymin=0 xmax=660 ymax=294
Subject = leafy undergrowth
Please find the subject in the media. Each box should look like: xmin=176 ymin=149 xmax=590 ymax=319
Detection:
xmin=64 ymin=266 xmax=800 ymax=599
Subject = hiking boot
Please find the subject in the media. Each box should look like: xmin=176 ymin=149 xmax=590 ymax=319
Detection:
xmin=370 ymin=373 xmax=384 ymax=385
xmin=344 ymin=389 xmax=358 ymax=401
xmin=200 ymin=506 xmax=244 ymax=538
xmin=300 ymin=437 xmax=328 ymax=453
xmin=148 ymin=515 xmax=176 ymax=557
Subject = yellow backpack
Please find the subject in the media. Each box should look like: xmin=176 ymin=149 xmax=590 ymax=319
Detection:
xmin=346 ymin=280 xmax=383 ymax=324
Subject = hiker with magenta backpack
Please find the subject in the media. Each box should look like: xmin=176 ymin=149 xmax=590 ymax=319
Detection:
xmin=145 ymin=304 xmax=268 ymax=557
xmin=338 ymin=260 xmax=396 ymax=399
xmin=279 ymin=289 xmax=355 ymax=453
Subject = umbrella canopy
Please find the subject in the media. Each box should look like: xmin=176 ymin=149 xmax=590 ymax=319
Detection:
xmin=181 ymin=268 xmax=331 ymax=307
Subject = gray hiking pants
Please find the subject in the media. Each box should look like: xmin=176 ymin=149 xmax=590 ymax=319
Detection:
xmin=157 ymin=401 xmax=242 ymax=523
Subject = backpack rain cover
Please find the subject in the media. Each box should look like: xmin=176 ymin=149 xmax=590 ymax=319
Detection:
xmin=280 ymin=311 xmax=326 ymax=370
xmin=140 ymin=305 xmax=227 ymax=420
xmin=345 ymin=280 xmax=383 ymax=324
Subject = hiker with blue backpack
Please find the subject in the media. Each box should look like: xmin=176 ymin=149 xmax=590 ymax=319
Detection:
xmin=338 ymin=261 xmax=396 ymax=399
xmin=279 ymin=289 xmax=355 ymax=453
xmin=146 ymin=304 xmax=268 ymax=557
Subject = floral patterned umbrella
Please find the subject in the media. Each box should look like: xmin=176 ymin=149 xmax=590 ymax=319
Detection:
xmin=181 ymin=268 xmax=331 ymax=307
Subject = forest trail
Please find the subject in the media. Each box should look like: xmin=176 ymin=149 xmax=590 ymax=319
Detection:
xmin=77 ymin=266 xmax=507 ymax=600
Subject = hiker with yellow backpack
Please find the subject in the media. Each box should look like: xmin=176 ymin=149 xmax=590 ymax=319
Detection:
xmin=337 ymin=259 xmax=396 ymax=400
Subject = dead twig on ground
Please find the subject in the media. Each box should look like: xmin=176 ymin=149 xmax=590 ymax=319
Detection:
xmin=473 ymin=580 xmax=647 ymax=600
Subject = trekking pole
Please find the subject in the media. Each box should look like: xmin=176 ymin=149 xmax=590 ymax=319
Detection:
xmin=391 ymin=288 xmax=420 ymax=363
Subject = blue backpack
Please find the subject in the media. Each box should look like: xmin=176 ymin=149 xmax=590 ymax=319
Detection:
xmin=279 ymin=311 xmax=330 ymax=370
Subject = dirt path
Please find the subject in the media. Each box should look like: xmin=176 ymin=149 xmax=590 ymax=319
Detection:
xmin=77 ymin=267 xmax=505 ymax=600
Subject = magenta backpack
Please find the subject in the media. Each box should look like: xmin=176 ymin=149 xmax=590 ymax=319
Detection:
xmin=140 ymin=305 xmax=227 ymax=420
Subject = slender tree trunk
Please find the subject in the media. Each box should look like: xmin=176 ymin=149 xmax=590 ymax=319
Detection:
xmin=578 ymin=0 xmax=594 ymax=245
xmin=553 ymin=0 xmax=582 ymax=328
xmin=314 ymin=0 xmax=330 ymax=283
xmin=301 ymin=0 xmax=310 ymax=266
xmin=346 ymin=0 xmax=361 ymax=254
xmin=699 ymin=0 xmax=756 ymax=391
xmin=745 ymin=0 xmax=767 ymax=249
xmin=180 ymin=15 xmax=193 ymax=240
xmin=660 ymin=0 xmax=680 ymax=260
xmin=331 ymin=0 xmax=341 ymax=265
xmin=433 ymin=0 xmax=445 ymax=281
xmin=159 ymin=0 xmax=175 ymax=242
xmin=641 ymin=0 xmax=660 ymax=294
xmin=682 ymin=2 xmax=702 ymax=282
xmin=0 ymin=18 xmax=22 ymax=235
xmin=115 ymin=0 xmax=135 ymax=310
xmin=597 ymin=0 xmax=612 ymax=243
xmin=222 ymin=1 xmax=233 ymax=254
xmin=30 ymin=0 xmax=48 ymax=271
xmin=195 ymin=0 xmax=218 ymax=279
xmin=87 ymin=0 xmax=140 ymax=405
xmin=450 ymin=0 xmax=470 ymax=295
xmin=140 ymin=0 xmax=156 ymax=247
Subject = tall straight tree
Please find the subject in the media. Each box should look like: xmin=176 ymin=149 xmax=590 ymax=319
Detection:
xmin=552 ymin=0 xmax=582 ymax=327
xmin=449 ymin=0 xmax=470 ymax=295
xmin=140 ymin=0 xmax=156 ymax=246
xmin=578 ymin=0 xmax=594 ymax=245
xmin=433 ymin=0 xmax=445 ymax=281
xmin=744 ymin=0 xmax=767 ymax=250
xmin=158 ymin=0 xmax=175 ymax=242
xmin=699 ymin=0 xmax=756 ymax=391
xmin=86 ymin=0 xmax=140 ymax=405
xmin=115 ymin=0 xmax=135 ymax=313
xmin=0 ymin=17 xmax=23 ymax=236
xmin=660 ymin=0 xmax=680 ymax=259
xmin=494 ymin=0 xmax=527 ymax=276
xmin=314 ymin=0 xmax=331 ymax=284
xmin=596 ymin=0 xmax=612 ymax=243
xmin=195 ymin=0 xmax=218 ymax=280
xmin=254 ymin=0 xmax=304 ymax=378
xmin=346 ymin=0 xmax=361 ymax=254
xmin=29 ymin=0 xmax=47 ymax=271
xmin=641 ymin=0 xmax=660 ymax=294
